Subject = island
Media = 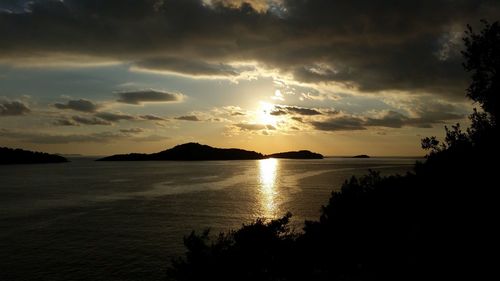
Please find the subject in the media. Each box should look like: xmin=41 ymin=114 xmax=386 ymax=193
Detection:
xmin=352 ymin=154 xmax=370 ymax=158
xmin=0 ymin=147 xmax=69 ymax=164
xmin=97 ymin=143 xmax=324 ymax=161
xmin=97 ymin=143 xmax=265 ymax=161
xmin=267 ymin=150 xmax=324 ymax=159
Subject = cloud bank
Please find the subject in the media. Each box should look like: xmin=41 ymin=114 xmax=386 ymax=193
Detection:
xmin=1 ymin=0 xmax=498 ymax=99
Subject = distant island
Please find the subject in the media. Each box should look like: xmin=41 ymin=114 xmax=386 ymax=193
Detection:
xmin=0 ymin=147 xmax=69 ymax=164
xmin=268 ymin=150 xmax=323 ymax=159
xmin=352 ymin=154 xmax=370 ymax=158
xmin=97 ymin=143 xmax=324 ymax=161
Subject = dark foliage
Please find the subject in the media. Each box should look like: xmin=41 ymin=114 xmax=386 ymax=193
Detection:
xmin=0 ymin=147 xmax=68 ymax=164
xmin=463 ymin=20 xmax=500 ymax=123
xmin=167 ymin=21 xmax=499 ymax=281
xmin=167 ymin=213 xmax=297 ymax=281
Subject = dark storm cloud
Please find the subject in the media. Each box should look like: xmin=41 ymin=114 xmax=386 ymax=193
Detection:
xmin=54 ymin=99 xmax=100 ymax=112
xmin=175 ymin=115 xmax=201 ymax=121
xmin=270 ymin=105 xmax=322 ymax=116
xmin=72 ymin=115 xmax=112 ymax=125
xmin=0 ymin=99 xmax=30 ymax=116
xmin=95 ymin=112 xmax=136 ymax=122
xmin=1 ymin=0 xmax=499 ymax=98
xmin=116 ymin=89 xmax=183 ymax=105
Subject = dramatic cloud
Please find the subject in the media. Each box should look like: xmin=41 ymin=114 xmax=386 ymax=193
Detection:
xmin=175 ymin=115 xmax=201 ymax=121
xmin=1 ymin=0 xmax=498 ymax=99
xmin=270 ymin=105 xmax=322 ymax=116
xmin=95 ymin=112 xmax=136 ymax=122
xmin=72 ymin=115 xmax=112 ymax=125
xmin=0 ymin=99 xmax=30 ymax=116
xmin=116 ymin=89 xmax=183 ymax=105
xmin=54 ymin=99 xmax=99 ymax=112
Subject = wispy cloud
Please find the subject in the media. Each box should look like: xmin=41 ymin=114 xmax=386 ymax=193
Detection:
xmin=72 ymin=115 xmax=112 ymax=126
xmin=54 ymin=99 xmax=100 ymax=113
xmin=175 ymin=115 xmax=202 ymax=121
xmin=95 ymin=112 xmax=136 ymax=122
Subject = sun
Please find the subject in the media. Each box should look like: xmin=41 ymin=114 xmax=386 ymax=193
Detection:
xmin=257 ymin=101 xmax=278 ymax=126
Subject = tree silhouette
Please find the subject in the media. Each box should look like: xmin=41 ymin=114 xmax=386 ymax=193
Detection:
xmin=463 ymin=20 xmax=500 ymax=123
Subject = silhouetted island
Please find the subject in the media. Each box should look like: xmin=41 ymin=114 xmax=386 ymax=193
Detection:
xmin=267 ymin=150 xmax=324 ymax=159
xmin=97 ymin=143 xmax=265 ymax=161
xmin=353 ymin=154 xmax=370 ymax=158
xmin=97 ymin=143 xmax=324 ymax=161
xmin=0 ymin=147 xmax=69 ymax=164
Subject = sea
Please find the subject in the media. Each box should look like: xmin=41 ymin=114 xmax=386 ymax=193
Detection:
xmin=0 ymin=157 xmax=420 ymax=281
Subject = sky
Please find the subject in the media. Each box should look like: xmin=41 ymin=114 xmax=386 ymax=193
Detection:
xmin=1 ymin=0 xmax=499 ymax=156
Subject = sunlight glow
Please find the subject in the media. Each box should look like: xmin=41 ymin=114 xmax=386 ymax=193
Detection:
xmin=258 ymin=158 xmax=279 ymax=218
xmin=257 ymin=101 xmax=278 ymax=126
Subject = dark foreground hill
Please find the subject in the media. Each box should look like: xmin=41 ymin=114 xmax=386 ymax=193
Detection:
xmin=267 ymin=150 xmax=323 ymax=159
xmin=97 ymin=143 xmax=324 ymax=161
xmin=0 ymin=147 xmax=68 ymax=164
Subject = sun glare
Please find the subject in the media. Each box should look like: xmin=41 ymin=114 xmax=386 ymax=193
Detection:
xmin=257 ymin=101 xmax=278 ymax=126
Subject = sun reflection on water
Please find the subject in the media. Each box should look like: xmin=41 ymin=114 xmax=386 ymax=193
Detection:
xmin=258 ymin=158 xmax=279 ymax=218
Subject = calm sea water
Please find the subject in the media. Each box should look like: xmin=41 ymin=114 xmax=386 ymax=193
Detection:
xmin=0 ymin=157 xmax=419 ymax=281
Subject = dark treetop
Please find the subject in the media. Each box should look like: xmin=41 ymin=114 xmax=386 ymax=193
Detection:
xmin=0 ymin=147 xmax=68 ymax=164
xmin=267 ymin=150 xmax=324 ymax=159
